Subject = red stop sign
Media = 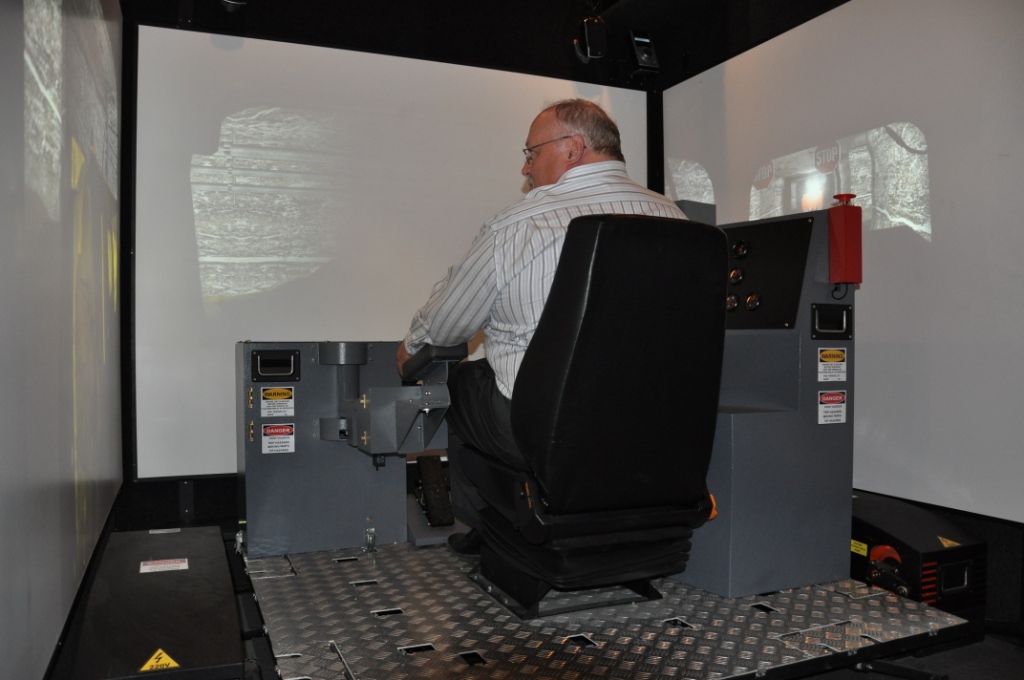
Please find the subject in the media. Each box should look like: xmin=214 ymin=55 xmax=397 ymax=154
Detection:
xmin=815 ymin=142 xmax=840 ymax=174
xmin=752 ymin=161 xmax=774 ymax=190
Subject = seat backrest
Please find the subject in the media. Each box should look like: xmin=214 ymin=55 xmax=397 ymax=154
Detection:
xmin=510 ymin=214 xmax=728 ymax=515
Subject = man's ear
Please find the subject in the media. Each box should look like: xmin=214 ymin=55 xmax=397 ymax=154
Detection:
xmin=567 ymin=136 xmax=583 ymax=161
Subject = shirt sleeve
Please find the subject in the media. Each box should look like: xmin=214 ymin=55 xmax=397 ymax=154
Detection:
xmin=403 ymin=225 xmax=498 ymax=354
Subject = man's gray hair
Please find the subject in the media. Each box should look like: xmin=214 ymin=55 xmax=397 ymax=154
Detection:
xmin=546 ymin=99 xmax=625 ymax=162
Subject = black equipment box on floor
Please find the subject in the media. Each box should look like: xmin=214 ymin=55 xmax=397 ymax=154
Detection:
xmin=852 ymin=490 xmax=987 ymax=623
xmin=69 ymin=526 xmax=244 ymax=680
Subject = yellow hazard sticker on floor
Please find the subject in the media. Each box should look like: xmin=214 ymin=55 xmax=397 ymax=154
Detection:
xmin=140 ymin=649 xmax=180 ymax=671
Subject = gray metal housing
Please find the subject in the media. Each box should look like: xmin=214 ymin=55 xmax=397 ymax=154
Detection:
xmin=236 ymin=340 xmax=449 ymax=558
xmin=680 ymin=209 xmax=856 ymax=597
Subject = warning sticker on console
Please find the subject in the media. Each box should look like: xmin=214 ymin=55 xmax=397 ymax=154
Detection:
xmin=818 ymin=348 xmax=847 ymax=382
xmin=262 ymin=423 xmax=295 ymax=454
xmin=261 ymin=386 xmax=295 ymax=417
xmin=818 ymin=390 xmax=847 ymax=424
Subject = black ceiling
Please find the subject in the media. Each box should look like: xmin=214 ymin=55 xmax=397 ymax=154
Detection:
xmin=123 ymin=0 xmax=848 ymax=91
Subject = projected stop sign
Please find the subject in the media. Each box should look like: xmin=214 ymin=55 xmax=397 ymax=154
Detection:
xmin=815 ymin=142 xmax=840 ymax=174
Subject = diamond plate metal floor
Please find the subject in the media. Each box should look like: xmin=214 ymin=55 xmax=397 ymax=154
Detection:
xmin=247 ymin=543 xmax=967 ymax=680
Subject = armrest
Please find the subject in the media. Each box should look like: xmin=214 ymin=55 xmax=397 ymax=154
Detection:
xmin=400 ymin=343 xmax=468 ymax=382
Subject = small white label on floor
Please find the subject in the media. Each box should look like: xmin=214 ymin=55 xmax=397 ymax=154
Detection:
xmin=140 ymin=558 xmax=189 ymax=574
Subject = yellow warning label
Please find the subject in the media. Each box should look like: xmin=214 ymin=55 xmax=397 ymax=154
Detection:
xmin=262 ymin=387 xmax=293 ymax=400
xmin=819 ymin=349 xmax=847 ymax=362
xmin=140 ymin=649 xmax=180 ymax=672
xmin=938 ymin=536 xmax=961 ymax=548
xmin=851 ymin=539 xmax=869 ymax=557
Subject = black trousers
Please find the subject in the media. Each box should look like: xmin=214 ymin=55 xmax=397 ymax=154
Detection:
xmin=445 ymin=359 xmax=527 ymax=530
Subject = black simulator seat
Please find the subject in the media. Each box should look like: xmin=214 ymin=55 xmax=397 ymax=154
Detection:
xmin=457 ymin=214 xmax=729 ymax=618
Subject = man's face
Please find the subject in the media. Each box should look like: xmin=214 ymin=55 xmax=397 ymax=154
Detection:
xmin=521 ymin=110 xmax=570 ymax=190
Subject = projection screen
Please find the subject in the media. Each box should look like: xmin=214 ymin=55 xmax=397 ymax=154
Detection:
xmin=663 ymin=0 xmax=1024 ymax=523
xmin=134 ymin=26 xmax=648 ymax=479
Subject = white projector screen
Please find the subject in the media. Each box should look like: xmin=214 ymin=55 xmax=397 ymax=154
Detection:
xmin=134 ymin=27 xmax=648 ymax=479
xmin=664 ymin=0 xmax=1024 ymax=523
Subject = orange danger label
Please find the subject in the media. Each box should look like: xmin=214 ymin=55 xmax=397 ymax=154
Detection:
xmin=140 ymin=649 xmax=180 ymax=672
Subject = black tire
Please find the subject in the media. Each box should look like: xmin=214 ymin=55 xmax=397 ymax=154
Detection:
xmin=416 ymin=455 xmax=454 ymax=527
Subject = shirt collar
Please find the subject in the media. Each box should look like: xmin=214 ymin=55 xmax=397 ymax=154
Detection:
xmin=524 ymin=160 xmax=627 ymax=199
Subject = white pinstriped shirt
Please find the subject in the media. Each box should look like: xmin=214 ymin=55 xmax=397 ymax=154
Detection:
xmin=404 ymin=161 xmax=687 ymax=398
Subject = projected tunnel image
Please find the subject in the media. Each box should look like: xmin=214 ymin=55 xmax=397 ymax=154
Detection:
xmin=666 ymin=158 xmax=715 ymax=205
xmin=190 ymin=107 xmax=346 ymax=301
xmin=749 ymin=123 xmax=930 ymax=239
xmin=23 ymin=0 xmax=122 ymax=574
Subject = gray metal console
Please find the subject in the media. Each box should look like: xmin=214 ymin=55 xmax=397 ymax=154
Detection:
xmin=236 ymin=340 xmax=460 ymax=558
xmin=680 ymin=209 xmax=856 ymax=597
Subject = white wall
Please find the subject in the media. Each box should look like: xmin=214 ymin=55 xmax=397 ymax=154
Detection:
xmin=134 ymin=27 xmax=649 ymax=478
xmin=665 ymin=0 xmax=1024 ymax=522
xmin=0 ymin=1 xmax=122 ymax=677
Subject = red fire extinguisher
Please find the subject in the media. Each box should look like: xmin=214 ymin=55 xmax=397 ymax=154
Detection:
xmin=829 ymin=193 xmax=862 ymax=285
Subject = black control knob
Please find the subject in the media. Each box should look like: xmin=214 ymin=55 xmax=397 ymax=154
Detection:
xmin=729 ymin=268 xmax=744 ymax=285
xmin=745 ymin=293 xmax=761 ymax=311
xmin=731 ymin=240 xmax=749 ymax=258
xmin=726 ymin=294 xmax=738 ymax=311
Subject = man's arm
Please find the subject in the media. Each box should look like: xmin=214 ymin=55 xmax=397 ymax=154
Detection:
xmin=395 ymin=339 xmax=413 ymax=376
xmin=398 ymin=225 xmax=498 ymax=370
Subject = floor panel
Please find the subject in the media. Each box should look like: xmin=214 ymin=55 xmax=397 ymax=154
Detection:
xmin=248 ymin=543 xmax=968 ymax=679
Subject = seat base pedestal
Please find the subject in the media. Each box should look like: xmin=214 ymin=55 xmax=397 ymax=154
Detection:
xmin=470 ymin=546 xmax=663 ymax=619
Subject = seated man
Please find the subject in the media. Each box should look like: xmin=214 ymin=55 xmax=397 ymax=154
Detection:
xmin=396 ymin=99 xmax=687 ymax=556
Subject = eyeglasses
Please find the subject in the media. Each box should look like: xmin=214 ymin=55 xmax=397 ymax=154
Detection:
xmin=522 ymin=135 xmax=572 ymax=164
